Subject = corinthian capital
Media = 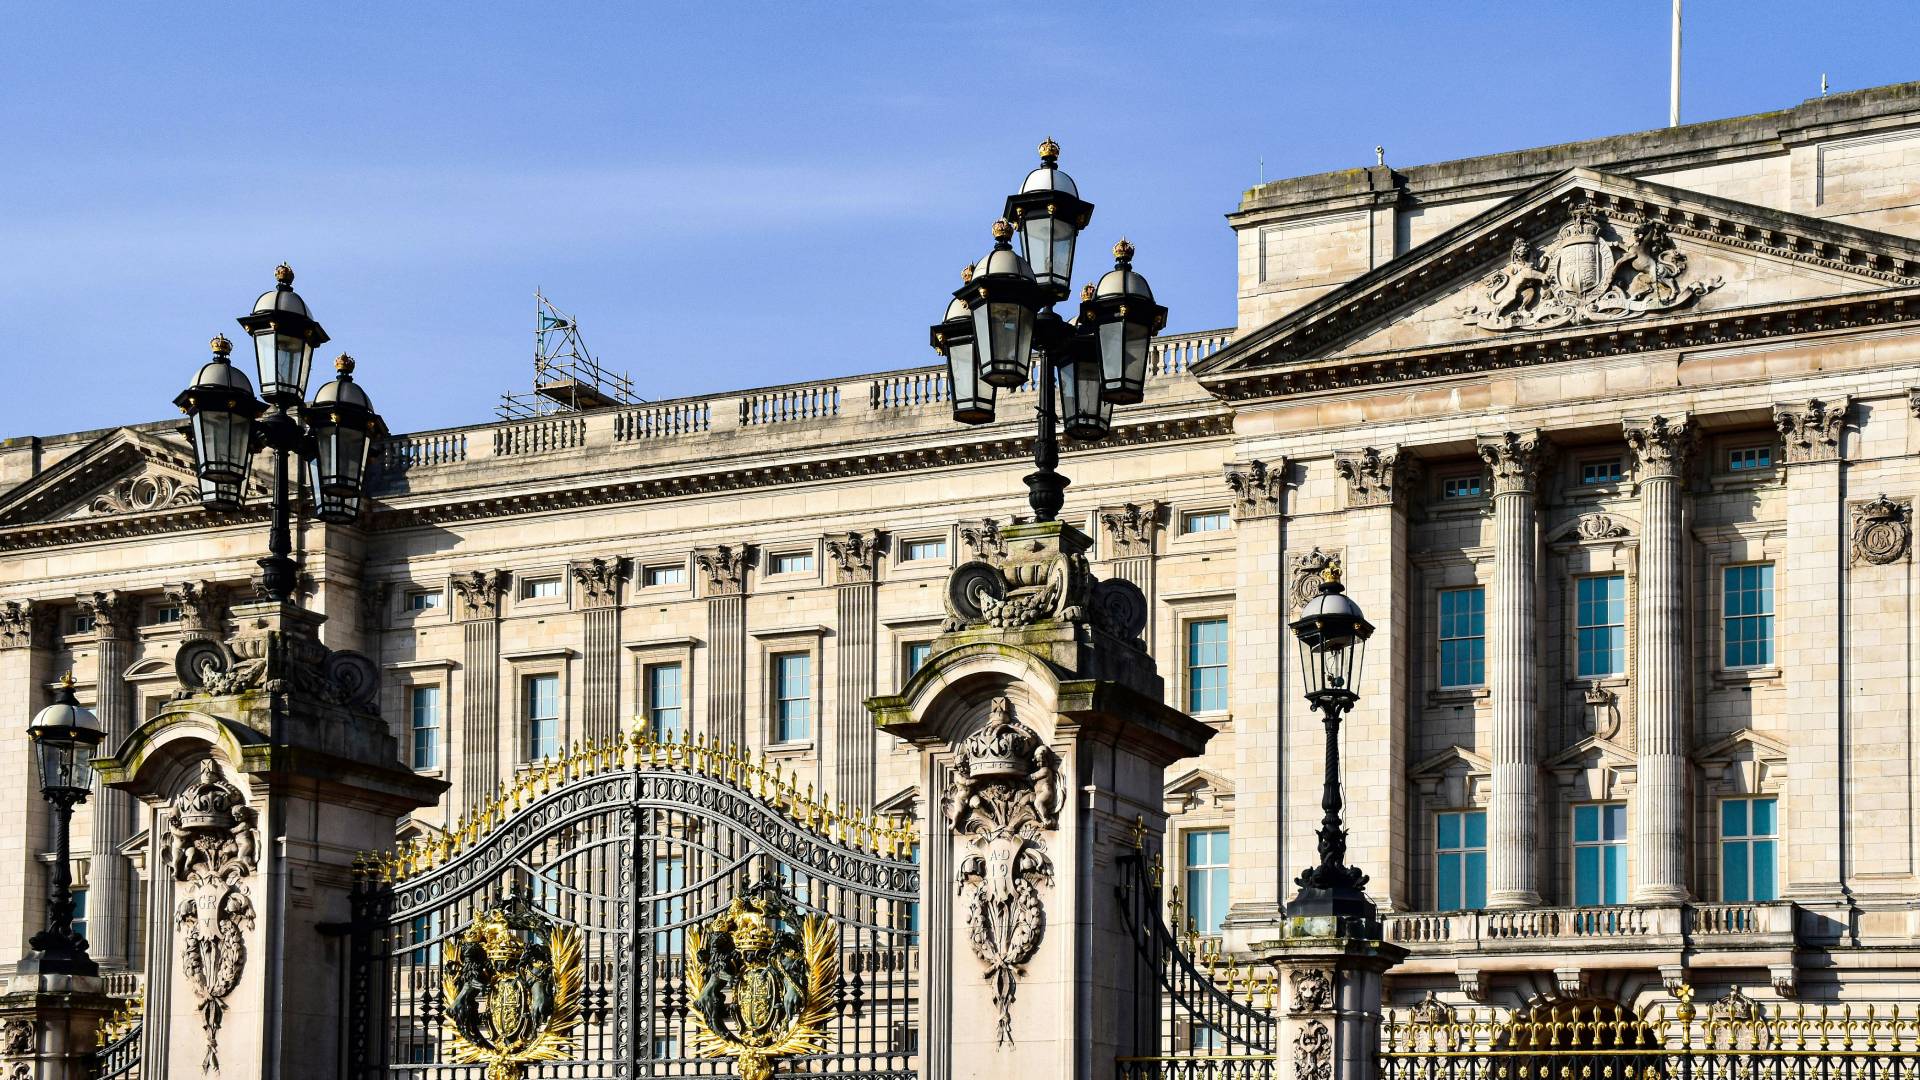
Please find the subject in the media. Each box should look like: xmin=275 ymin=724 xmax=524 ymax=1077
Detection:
xmin=76 ymin=590 xmax=139 ymax=639
xmin=1333 ymin=446 xmax=1418 ymax=508
xmin=1622 ymin=414 xmax=1695 ymax=479
xmin=824 ymin=530 xmax=886 ymax=584
xmin=165 ymin=581 xmax=231 ymax=636
xmin=1476 ymin=431 xmax=1550 ymax=495
xmin=693 ymin=544 xmax=754 ymax=597
xmin=569 ymin=556 xmax=630 ymax=608
xmin=1097 ymin=501 xmax=1164 ymax=558
xmin=1774 ymin=398 xmax=1848 ymax=464
xmin=1223 ymin=459 xmax=1286 ymax=520
xmin=0 ymin=600 xmax=51 ymax=650
xmin=451 ymin=570 xmax=510 ymax=620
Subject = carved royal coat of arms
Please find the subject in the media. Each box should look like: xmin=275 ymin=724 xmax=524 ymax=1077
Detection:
xmin=1460 ymin=206 xmax=1721 ymax=331
xmin=686 ymin=877 xmax=840 ymax=1080
xmin=442 ymin=892 xmax=584 ymax=1080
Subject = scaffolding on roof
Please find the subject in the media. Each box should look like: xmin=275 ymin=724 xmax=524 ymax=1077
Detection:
xmin=496 ymin=290 xmax=643 ymax=419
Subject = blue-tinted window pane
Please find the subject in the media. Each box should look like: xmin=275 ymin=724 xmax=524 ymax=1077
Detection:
xmin=1575 ymin=575 xmax=1627 ymax=677
xmin=410 ymin=685 xmax=440 ymax=770
xmin=1753 ymin=797 xmax=1776 ymax=837
xmin=1722 ymin=799 xmax=1748 ymax=839
xmin=1434 ymin=811 xmax=1487 ymax=912
xmin=1182 ymin=828 xmax=1230 ymax=934
xmin=1464 ymin=852 xmax=1487 ymax=909
xmin=775 ymin=654 xmax=812 ymax=742
xmin=1464 ymin=812 xmax=1486 ymax=848
xmin=1723 ymin=843 xmax=1751 ymax=902
xmin=1437 ymin=854 xmax=1462 ymax=911
xmin=1574 ymin=805 xmax=1598 ymax=843
xmin=647 ymin=664 xmax=683 ymax=742
xmin=1752 ymin=840 xmax=1778 ymax=901
xmin=1187 ymin=619 xmax=1230 ymax=713
xmin=906 ymin=642 xmax=932 ymax=676
xmin=1723 ymin=565 xmax=1776 ymax=668
xmin=526 ymin=674 xmax=559 ymax=759
xmin=1603 ymin=845 xmax=1627 ymax=904
xmin=1574 ymin=846 xmax=1601 ymax=905
xmin=1438 ymin=588 xmax=1486 ymax=687
xmin=1604 ymin=804 xmax=1627 ymax=841
xmin=1438 ymin=813 xmax=1461 ymax=850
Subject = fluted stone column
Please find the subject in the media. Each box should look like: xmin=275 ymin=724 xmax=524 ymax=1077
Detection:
xmin=1477 ymin=432 xmax=1548 ymax=909
xmin=1624 ymin=415 xmax=1695 ymax=903
xmin=1332 ymin=446 xmax=1416 ymax=908
xmin=76 ymin=591 xmax=137 ymax=969
xmin=1096 ymin=502 xmax=1164 ymax=654
xmin=695 ymin=545 xmax=753 ymax=750
xmin=1777 ymin=398 xmax=1849 ymax=898
xmin=452 ymin=570 xmax=508 ymax=811
xmin=571 ymin=556 xmax=630 ymax=743
xmin=0 ymin=601 xmax=56 ymax=968
xmin=1219 ymin=460 xmax=1289 ymax=945
xmin=826 ymin=531 xmax=885 ymax=808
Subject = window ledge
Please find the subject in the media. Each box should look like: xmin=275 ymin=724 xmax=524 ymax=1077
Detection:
xmin=1427 ymin=687 xmax=1490 ymax=707
xmin=766 ymin=740 xmax=815 ymax=755
xmin=1565 ymin=675 xmax=1630 ymax=691
xmin=1713 ymin=666 xmax=1782 ymax=687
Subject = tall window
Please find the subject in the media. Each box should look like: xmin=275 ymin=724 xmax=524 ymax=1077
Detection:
xmin=653 ymin=854 xmax=686 ymax=953
xmin=773 ymin=653 xmax=812 ymax=742
xmin=525 ymin=674 xmax=560 ymax=760
xmin=409 ymin=685 xmax=441 ymax=770
xmin=1435 ymin=810 xmax=1487 ymax=911
xmin=1575 ymin=574 xmax=1627 ymax=677
xmin=1721 ymin=797 xmax=1779 ymax=902
xmin=1183 ymin=829 xmax=1230 ymax=935
xmin=1186 ymin=619 xmax=1229 ymax=713
xmin=645 ymin=663 xmax=684 ymax=742
xmin=1573 ymin=803 xmax=1628 ymax=905
xmin=70 ymin=888 xmax=88 ymax=943
xmin=1723 ymin=564 xmax=1775 ymax=668
xmin=1437 ymin=588 xmax=1486 ymax=688
xmin=904 ymin=642 xmax=932 ymax=678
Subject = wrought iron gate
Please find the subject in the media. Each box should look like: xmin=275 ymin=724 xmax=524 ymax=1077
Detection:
xmin=348 ymin=733 xmax=921 ymax=1079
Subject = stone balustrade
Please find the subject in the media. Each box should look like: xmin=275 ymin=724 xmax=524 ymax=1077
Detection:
xmin=365 ymin=327 xmax=1232 ymax=492
xmin=1381 ymin=901 xmax=1798 ymax=959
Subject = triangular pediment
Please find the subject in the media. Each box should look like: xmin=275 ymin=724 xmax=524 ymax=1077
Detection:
xmin=1197 ymin=168 xmax=1920 ymax=392
xmin=1409 ymin=745 xmax=1492 ymax=807
xmin=1545 ymin=734 xmax=1638 ymax=802
xmin=0 ymin=427 xmax=224 ymax=527
xmin=1164 ymin=766 xmax=1234 ymax=814
xmin=1693 ymin=727 xmax=1789 ymax=796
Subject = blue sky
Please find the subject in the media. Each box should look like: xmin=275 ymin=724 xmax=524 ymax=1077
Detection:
xmin=2 ymin=2 xmax=1916 ymax=438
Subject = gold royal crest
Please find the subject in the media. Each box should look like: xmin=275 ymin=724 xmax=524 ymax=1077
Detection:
xmin=442 ymin=890 xmax=584 ymax=1080
xmin=687 ymin=876 xmax=840 ymax=1080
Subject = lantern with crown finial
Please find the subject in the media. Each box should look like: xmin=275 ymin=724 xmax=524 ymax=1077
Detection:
xmin=1003 ymin=137 xmax=1094 ymax=299
xmin=173 ymin=333 xmax=264 ymax=511
xmin=1080 ymin=237 xmax=1168 ymax=405
xmin=307 ymin=353 xmax=385 ymax=523
xmin=932 ymin=264 xmax=994 ymax=424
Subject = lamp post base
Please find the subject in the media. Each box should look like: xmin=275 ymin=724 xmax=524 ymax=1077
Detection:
xmin=13 ymin=944 xmax=99 ymax=979
xmin=1023 ymin=468 xmax=1068 ymax=522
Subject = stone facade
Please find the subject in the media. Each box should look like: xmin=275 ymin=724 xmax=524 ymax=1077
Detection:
xmin=7 ymin=82 xmax=1920 ymax=1024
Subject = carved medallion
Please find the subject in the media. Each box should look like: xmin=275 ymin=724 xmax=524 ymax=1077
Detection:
xmin=1573 ymin=514 xmax=1630 ymax=541
xmin=687 ymin=877 xmax=838 ymax=1080
xmin=945 ymin=697 xmax=1061 ymax=1045
xmin=1460 ymin=207 xmax=1721 ymax=331
xmin=443 ymin=891 xmax=584 ymax=1079
xmin=1291 ymin=1019 xmax=1332 ymax=1080
xmin=168 ymin=759 xmax=260 ymax=1074
xmin=1288 ymin=549 xmax=1341 ymax=614
xmin=1851 ymin=494 xmax=1912 ymax=566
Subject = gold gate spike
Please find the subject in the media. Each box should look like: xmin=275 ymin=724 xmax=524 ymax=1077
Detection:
xmin=686 ymin=875 xmax=840 ymax=1080
xmin=442 ymin=890 xmax=584 ymax=1080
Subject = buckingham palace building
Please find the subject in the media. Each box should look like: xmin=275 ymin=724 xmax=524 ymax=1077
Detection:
xmin=10 ymin=80 xmax=1920 ymax=1015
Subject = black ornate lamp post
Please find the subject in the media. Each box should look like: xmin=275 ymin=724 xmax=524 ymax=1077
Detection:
xmin=174 ymin=266 xmax=385 ymax=602
xmin=1286 ymin=566 xmax=1378 ymax=926
xmin=21 ymin=674 xmax=105 ymax=976
xmin=930 ymin=140 xmax=1166 ymax=521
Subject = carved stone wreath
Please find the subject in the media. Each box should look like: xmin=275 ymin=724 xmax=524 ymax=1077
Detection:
xmin=1851 ymin=494 xmax=1912 ymax=566
xmin=1291 ymin=1019 xmax=1333 ymax=1080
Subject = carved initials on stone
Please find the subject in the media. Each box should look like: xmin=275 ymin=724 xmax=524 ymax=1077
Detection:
xmin=1288 ymin=548 xmax=1342 ymax=614
xmin=1851 ymin=494 xmax=1912 ymax=566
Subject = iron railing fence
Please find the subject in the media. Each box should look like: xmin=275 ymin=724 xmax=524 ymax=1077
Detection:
xmin=91 ymin=999 xmax=142 ymax=1080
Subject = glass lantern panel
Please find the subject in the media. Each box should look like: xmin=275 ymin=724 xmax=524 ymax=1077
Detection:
xmin=974 ymin=301 xmax=1034 ymax=387
xmin=946 ymin=340 xmax=993 ymax=424
xmin=191 ymin=409 xmax=250 ymax=482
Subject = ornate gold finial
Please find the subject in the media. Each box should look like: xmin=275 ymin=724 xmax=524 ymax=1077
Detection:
xmin=1080 ymin=283 xmax=1095 ymax=301
xmin=210 ymin=333 xmax=233 ymax=357
xmin=961 ymin=263 xmax=975 ymax=284
xmin=1113 ymin=237 xmax=1135 ymax=262
xmin=274 ymin=262 xmax=295 ymax=286
xmin=991 ymin=218 xmax=1013 ymax=242
xmin=58 ymin=670 xmax=75 ymax=689
xmin=334 ymin=353 xmax=355 ymax=375
xmin=1322 ymin=561 xmax=1343 ymax=585
xmin=1038 ymin=136 xmax=1060 ymax=162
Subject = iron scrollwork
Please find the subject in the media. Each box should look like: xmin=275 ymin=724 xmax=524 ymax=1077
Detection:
xmin=944 ymin=696 xmax=1062 ymax=1045
xmin=442 ymin=890 xmax=584 ymax=1080
xmin=686 ymin=876 xmax=840 ymax=1080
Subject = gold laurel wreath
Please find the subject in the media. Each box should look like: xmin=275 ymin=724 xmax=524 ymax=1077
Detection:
xmin=687 ymin=912 xmax=840 ymax=1080
xmin=443 ymin=922 xmax=584 ymax=1080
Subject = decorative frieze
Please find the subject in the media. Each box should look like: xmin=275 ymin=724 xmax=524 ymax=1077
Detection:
xmin=1288 ymin=548 xmax=1342 ymax=614
xmin=1774 ymin=398 xmax=1848 ymax=464
xmin=824 ymin=530 xmax=887 ymax=584
xmin=451 ymin=570 xmax=509 ymax=620
xmin=1096 ymin=501 xmax=1164 ymax=558
xmin=1459 ymin=208 xmax=1721 ymax=332
xmin=1851 ymin=494 xmax=1913 ymax=566
xmin=694 ymin=544 xmax=754 ymax=597
xmin=1623 ymin=413 xmax=1694 ymax=479
xmin=1333 ymin=446 xmax=1415 ymax=508
xmin=570 ymin=556 xmax=630 ymax=608
xmin=1223 ymin=459 xmax=1285 ymax=520
xmin=1475 ymin=431 xmax=1550 ymax=495
xmin=76 ymin=589 xmax=139 ymax=639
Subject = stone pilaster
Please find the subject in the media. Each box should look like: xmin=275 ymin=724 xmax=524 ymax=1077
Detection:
xmin=1096 ymin=502 xmax=1164 ymax=653
xmin=1332 ymin=447 xmax=1415 ymax=908
xmin=1260 ymin=932 xmax=1406 ymax=1080
xmin=1776 ymin=398 xmax=1849 ymax=898
xmin=1221 ymin=459 xmax=1289 ymax=944
xmin=0 ymin=602 xmax=55 ymax=971
xmin=695 ymin=544 xmax=754 ymax=750
xmin=1624 ymin=415 xmax=1695 ymax=903
xmin=452 ymin=570 xmax=508 ymax=810
xmin=826 ymin=531 xmax=885 ymax=808
xmin=165 ymin=580 xmax=230 ymax=644
xmin=571 ymin=556 xmax=629 ymax=743
xmin=1476 ymin=431 xmax=1549 ymax=908
xmin=75 ymin=591 xmax=136 ymax=969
